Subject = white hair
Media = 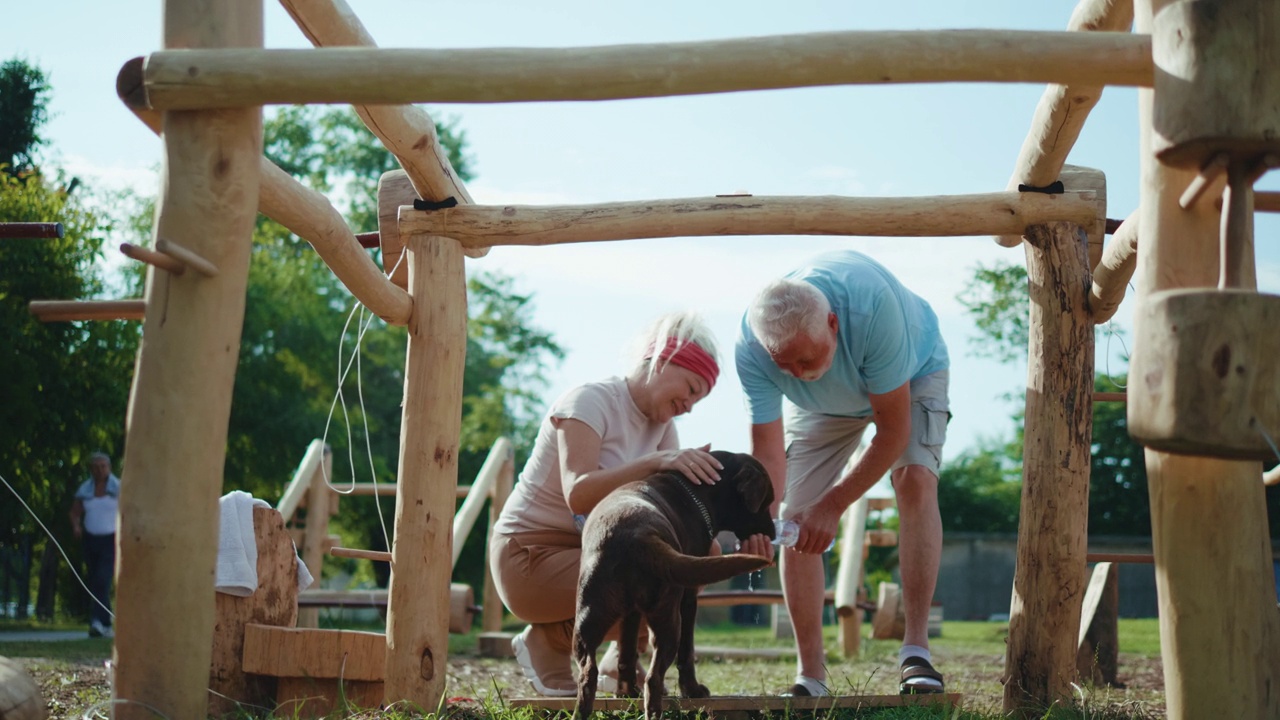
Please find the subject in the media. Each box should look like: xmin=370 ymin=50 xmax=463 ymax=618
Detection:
xmin=747 ymin=279 xmax=831 ymax=353
xmin=89 ymin=451 xmax=111 ymax=464
xmin=629 ymin=311 xmax=719 ymax=381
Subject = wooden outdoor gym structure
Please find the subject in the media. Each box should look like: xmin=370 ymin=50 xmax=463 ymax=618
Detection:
xmin=24 ymin=0 xmax=1279 ymax=717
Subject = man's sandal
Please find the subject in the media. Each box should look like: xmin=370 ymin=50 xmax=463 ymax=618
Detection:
xmin=899 ymin=656 xmax=945 ymax=695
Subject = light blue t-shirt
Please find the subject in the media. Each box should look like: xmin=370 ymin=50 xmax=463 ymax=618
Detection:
xmin=736 ymin=250 xmax=949 ymax=424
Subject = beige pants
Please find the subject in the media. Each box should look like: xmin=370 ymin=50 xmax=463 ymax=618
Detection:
xmin=780 ymin=369 xmax=950 ymax=519
xmin=489 ymin=529 xmax=579 ymax=652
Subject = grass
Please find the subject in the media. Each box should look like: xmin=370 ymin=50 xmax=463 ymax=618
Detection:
xmin=1 ymin=619 xmax=1166 ymax=719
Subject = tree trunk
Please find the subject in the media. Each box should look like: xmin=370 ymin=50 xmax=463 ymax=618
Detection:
xmin=34 ymin=541 xmax=58 ymax=622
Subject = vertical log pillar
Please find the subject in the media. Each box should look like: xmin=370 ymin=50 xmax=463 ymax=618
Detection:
xmin=834 ymin=496 xmax=869 ymax=658
xmin=482 ymin=453 xmax=515 ymax=633
xmin=1003 ymin=221 xmax=1094 ymax=715
xmin=1132 ymin=2 xmax=1280 ymax=716
xmin=112 ymin=3 xmax=262 ymax=718
xmin=384 ymin=235 xmax=466 ymax=709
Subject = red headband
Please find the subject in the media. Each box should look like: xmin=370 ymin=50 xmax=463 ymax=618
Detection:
xmin=647 ymin=337 xmax=719 ymax=391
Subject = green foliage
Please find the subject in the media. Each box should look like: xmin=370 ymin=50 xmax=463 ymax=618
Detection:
xmin=936 ymin=440 xmax=1023 ymax=533
xmin=956 ymin=261 xmax=1029 ymax=365
xmin=1089 ymin=373 xmax=1150 ymax=536
xmin=0 ymin=59 xmax=51 ymax=173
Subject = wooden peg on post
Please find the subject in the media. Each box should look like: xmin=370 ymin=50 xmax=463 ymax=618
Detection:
xmin=121 ymin=242 xmax=186 ymax=275
xmin=29 ymin=299 xmax=146 ymax=322
xmin=156 ymin=237 xmax=220 ymax=277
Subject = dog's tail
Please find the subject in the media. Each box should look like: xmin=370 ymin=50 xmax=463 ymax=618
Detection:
xmin=651 ymin=543 xmax=772 ymax=588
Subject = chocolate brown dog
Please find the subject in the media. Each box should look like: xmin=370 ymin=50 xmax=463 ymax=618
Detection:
xmin=572 ymin=450 xmax=776 ymax=720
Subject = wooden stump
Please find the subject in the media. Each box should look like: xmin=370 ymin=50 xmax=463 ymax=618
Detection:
xmin=1076 ymin=562 xmax=1119 ymax=687
xmin=0 ymin=657 xmax=47 ymax=720
xmin=208 ymin=507 xmax=300 ymax=717
xmin=478 ymin=631 xmax=517 ymax=658
xmin=871 ymin=582 xmax=906 ymax=640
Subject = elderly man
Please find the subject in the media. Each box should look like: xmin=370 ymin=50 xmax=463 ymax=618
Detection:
xmin=69 ymin=452 xmax=120 ymax=638
xmin=736 ymin=249 xmax=950 ymax=696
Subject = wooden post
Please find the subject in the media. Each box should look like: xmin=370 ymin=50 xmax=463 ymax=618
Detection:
xmin=1131 ymin=2 xmax=1280 ymax=717
xmin=482 ymin=449 xmax=515 ymax=633
xmin=1003 ymin=221 xmax=1094 ymax=715
xmin=111 ymin=1 xmax=262 ymax=718
xmin=834 ymin=496 xmax=869 ymax=657
xmin=297 ymin=448 xmax=332 ymax=628
xmin=383 ymin=235 xmax=467 ymax=709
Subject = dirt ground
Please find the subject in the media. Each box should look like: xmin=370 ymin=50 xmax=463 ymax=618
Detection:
xmin=19 ymin=651 xmax=1166 ymax=719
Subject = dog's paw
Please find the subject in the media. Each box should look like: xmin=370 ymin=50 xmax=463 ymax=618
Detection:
xmin=680 ymin=683 xmax=711 ymax=699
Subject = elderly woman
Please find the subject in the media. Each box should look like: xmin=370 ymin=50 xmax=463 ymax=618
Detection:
xmin=489 ymin=311 xmax=771 ymax=696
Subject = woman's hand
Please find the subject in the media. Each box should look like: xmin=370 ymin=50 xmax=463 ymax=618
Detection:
xmin=655 ymin=444 xmax=722 ymax=485
xmin=735 ymin=533 xmax=775 ymax=563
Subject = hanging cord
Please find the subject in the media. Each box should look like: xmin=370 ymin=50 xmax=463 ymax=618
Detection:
xmin=1101 ymin=320 xmax=1130 ymax=390
xmin=316 ymin=248 xmax=411 ymax=557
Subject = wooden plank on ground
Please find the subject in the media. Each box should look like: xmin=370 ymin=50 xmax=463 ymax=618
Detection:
xmin=508 ymin=693 xmax=961 ymax=713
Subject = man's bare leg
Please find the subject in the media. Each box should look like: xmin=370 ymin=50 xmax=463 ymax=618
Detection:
xmin=892 ymin=464 xmax=945 ymax=693
xmin=781 ymin=547 xmax=828 ymax=684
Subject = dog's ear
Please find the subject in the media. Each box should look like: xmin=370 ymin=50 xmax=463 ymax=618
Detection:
xmin=736 ymin=457 xmax=773 ymax=514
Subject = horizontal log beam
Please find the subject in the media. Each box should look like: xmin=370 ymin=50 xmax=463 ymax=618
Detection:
xmin=1086 ymin=552 xmax=1152 ymax=563
xmin=113 ymin=92 xmax=412 ymax=325
xmin=1093 ymin=392 xmax=1127 ymax=402
xmin=397 ymin=192 xmax=1100 ymax=248
xmin=29 ymin=300 xmax=146 ymax=322
xmin=1259 ymin=191 xmax=1280 ymax=213
xmin=127 ymin=31 xmax=1153 ymax=110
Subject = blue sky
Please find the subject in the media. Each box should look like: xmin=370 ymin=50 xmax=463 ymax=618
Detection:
xmin=12 ymin=1 xmax=1280 ymax=489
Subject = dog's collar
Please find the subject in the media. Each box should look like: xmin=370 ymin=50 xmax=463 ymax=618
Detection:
xmin=675 ymin=479 xmax=715 ymax=540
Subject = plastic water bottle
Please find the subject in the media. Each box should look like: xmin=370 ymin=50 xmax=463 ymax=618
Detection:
xmin=773 ymin=519 xmax=835 ymax=552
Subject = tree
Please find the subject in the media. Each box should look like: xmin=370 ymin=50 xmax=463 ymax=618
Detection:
xmin=0 ymin=59 xmax=51 ymax=175
xmin=0 ymin=59 xmax=140 ymax=620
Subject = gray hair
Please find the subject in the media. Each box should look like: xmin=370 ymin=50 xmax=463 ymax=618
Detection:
xmin=747 ymin=279 xmax=831 ymax=353
xmin=630 ymin=311 xmax=719 ymax=381
xmin=89 ymin=452 xmax=111 ymax=465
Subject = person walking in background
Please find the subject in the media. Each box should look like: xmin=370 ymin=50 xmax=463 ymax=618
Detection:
xmin=489 ymin=311 xmax=773 ymax=696
xmin=737 ymin=249 xmax=950 ymax=696
xmin=69 ymin=452 xmax=119 ymax=639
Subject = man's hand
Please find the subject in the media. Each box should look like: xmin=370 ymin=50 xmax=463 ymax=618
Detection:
xmin=73 ymin=524 xmax=82 ymax=540
xmin=736 ymin=533 xmax=775 ymax=564
xmin=791 ymin=500 xmax=843 ymax=555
